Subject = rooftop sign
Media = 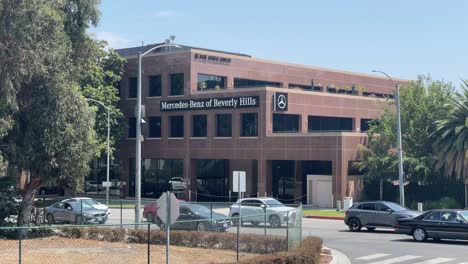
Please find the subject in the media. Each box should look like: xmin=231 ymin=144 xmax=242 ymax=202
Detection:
xmin=194 ymin=53 xmax=232 ymax=65
xmin=160 ymin=96 xmax=259 ymax=111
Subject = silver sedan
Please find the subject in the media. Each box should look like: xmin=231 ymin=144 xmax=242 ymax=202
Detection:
xmin=45 ymin=201 xmax=108 ymax=224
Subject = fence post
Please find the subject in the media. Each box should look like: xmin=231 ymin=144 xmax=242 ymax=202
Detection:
xmin=18 ymin=227 xmax=22 ymax=264
xmin=120 ymin=200 xmax=123 ymax=227
xmin=210 ymin=203 xmax=213 ymax=221
xmin=147 ymin=223 xmax=150 ymax=264
xmin=263 ymin=206 xmax=267 ymax=236
xmin=286 ymin=211 xmax=289 ymax=250
xmin=80 ymin=199 xmax=83 ymax=224
xmin=299 ymin=203 xmax=303 ymax=243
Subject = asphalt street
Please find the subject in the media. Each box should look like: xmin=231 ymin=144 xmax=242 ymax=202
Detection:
xmin=107 ymin=208 xmax=468 ymax=264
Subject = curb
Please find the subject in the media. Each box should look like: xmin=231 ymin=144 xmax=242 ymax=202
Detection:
xmin=304 ymin=216 xmax=345 ymax=220
xmin=329 ymin=247 xmax=352 ymax=264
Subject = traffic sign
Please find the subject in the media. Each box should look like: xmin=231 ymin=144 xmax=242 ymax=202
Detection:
xmin=157 ymin=192 xmax=180 ymax=225
xmin=233 ymin=171 xmax=246 ymax=193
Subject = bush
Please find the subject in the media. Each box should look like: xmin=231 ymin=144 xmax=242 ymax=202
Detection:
xmin=57 ymin=226 xmax=287 ymax=254
xmin=410 ymin=196 xmax=462 ymax=210
xmin=225 ymin=236 xmax=322 ymax=264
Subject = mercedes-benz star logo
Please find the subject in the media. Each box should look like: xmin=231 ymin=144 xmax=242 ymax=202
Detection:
xmin=277 ymin=95 xmax=287 ymax=109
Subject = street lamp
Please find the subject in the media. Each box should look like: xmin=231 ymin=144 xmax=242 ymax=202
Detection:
xmin=372 ymin=70 xmax=405 ymax=206
xmin=135 ymin=39 xmax=181 ymax=224
xmin=85 ymin=98 xmax=111 ymax=206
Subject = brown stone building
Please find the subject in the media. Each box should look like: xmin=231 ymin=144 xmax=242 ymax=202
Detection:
xmin=112 ymin=43 xmax=399 ymax=207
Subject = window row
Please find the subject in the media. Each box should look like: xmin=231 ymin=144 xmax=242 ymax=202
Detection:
xmin=128 ymin=113 xmax=258 ymax=139
xmin=271 ymin=114 xmax=374 ymax=133
xmin=123 ymin=74 xmax=392 ymax=99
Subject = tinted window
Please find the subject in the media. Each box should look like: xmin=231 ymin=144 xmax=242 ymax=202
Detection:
xmin=149 ymin=116 xmax=161 ymax=138
xmin=273 ymin=113 xmax=300 ymax=133
xmin=360 ymin=119 xmax=373 ymax=132
xmin=216 ymin=114 xmax=232 ymax=137
xmin=423 ymin=212 xmax=441 ymax=221
xmin=234 ymin=78 xmax=281 ymax=88
xmin=149 ymin=75 xmax=162 ymax=97
xmin=358 ymin=203 xmax=375 ymax=211
xmin=241 ymin=200 xmax=255 ymax=206
xmin=128 ymin=77 xmax=137 ymax=98
xmin=197 ymin=74 xmax=226 ymax=91
xmin=180 ymin=207 xmax=191 ymax=214
xmin=170 ymin=116 xmax=184 ymax=138
xmin=170 ymin=73 xmax=184 ymax=96
xmin=192 ymin=115 xmax=207 ymax=137
xmin=308 ymin=116 xmax=353 ymax=131
xmin=375 ymin=204 xmax=391 ymax=212
xmin=460 ymin=211 xmax=468 ymax=221
xmin=440 ymin=212 xmax=458 ymax=222
xmin=241 ymin=113 xmax=258 ymax=137
xmin=128 ymin=117 xmax=136 ymax=138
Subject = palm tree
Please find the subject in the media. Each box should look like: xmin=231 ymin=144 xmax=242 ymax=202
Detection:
xmin=433 ymin=81 xmax=468 ymax=208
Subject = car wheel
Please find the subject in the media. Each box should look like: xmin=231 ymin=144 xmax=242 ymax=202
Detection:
xmin=146 ymin=213 xmax=155 ymax=223
xmin=231 ymin=213 xmax=240 ymax=226
xmin=269 ymin=215 xmax=281 ymax=228
xmin=348 ymin=218 xmax=362 ymax=232
xmin=75 ymin=215 xmax=82 ymax=225
xmin=413 ymin=228 xmax=428 ymax=242
xmin=197 ymin=222 xmax=207 ymax=231
xmin=46 ymin=214 xmax=55 ymax=224
xmin=367 ymin=227 xmax=376 ymax=231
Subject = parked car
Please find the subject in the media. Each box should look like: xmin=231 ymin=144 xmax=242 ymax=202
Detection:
xmin=395 ymin=209 xmax=468 ymax=242
xmin=344 ymin=201 xmax=421 ymax=232
xmin=45 ymin=200 xmax=109 ymax=224
xmin=228 ymin=198 xmax=296 ymax=228
xmin=169 ymin=177 xmax=186 ymax=191
xmin=63 ymin=197 xmax=110 ymax=214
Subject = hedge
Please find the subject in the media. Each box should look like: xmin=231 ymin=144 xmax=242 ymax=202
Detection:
xmin=221 ymin=236 xmax=323 ymax=264
xmin=59 ymin=227 xmax=287 ymax=254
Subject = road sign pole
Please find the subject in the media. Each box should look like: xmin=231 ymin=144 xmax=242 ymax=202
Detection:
xmin=166 ymin=191 xmax=171 ymax=264
xmin=236 ymin=171 xmax=241 ymax=262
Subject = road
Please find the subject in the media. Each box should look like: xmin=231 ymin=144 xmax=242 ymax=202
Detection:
xmin=107 ymin=208 xmax=468 ymax=264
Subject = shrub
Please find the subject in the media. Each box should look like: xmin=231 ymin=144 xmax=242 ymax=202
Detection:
xmin=410 ymin=196 xmax=462 ymax=210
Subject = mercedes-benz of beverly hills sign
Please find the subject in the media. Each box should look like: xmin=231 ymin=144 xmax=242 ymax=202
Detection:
xmin=160 ymin=96 xmax=259 ymax=111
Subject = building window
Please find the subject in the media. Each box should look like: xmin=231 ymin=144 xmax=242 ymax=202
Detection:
xmin=170 ymin=73 xmax=184 ymax=96
xmin=128 ymin=117 xmax=136 ymax=138
xmin=288 ymin=83 xmax=312 ymax=90
xmin=192 ymin=115 xmax=207 ymax=137
xmin=360 ymin=119 xmax=373 ymax=132
xmin=234 ymin=78 xmax=281 ymax=88
xmin=149 ymin=116 xmax=161 ymax=138
xmin=197 ymin=74 xmax=226 ymax=91
xmin=149 ymin=75 xmax=162 ymax=97
xmin=308 ymin=116 xmax=353 ymax=131
xmin=216 ymin=114 xmax=232 ymax=137
xmin=241 ymin=113 xmax=258 ymax=137
xmin=170 ymin=116 xmax=184 ymax=137
xmin=128 ymin=77 xmax=137 ymax=98
xmin=273 ymin=113 xmax=300 ymax=133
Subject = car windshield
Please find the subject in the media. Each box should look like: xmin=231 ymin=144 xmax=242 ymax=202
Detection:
xmin=71 ymin=202 xmax=93 ymax=210
xmin=459 ymin=211 xmax=468 ymax=221
xmin=187 ymin=204 xmax=210 ymax=215
xmin=82 ymin=199 xmax=99 ymax=206
xmin=265 ymin=199 xmax=285 ymax=207
xmin=385 ymin=202 xmax=408 ymax=211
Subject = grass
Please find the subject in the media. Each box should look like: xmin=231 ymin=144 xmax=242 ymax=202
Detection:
xmin=107 ymin=203 xmax=138 ymax=209
xmin=303 ymin=209 xmax=345 ymax=218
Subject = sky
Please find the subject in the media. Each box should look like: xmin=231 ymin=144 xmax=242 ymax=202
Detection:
xmin=92 ymin=0 xmax=468 ymax=86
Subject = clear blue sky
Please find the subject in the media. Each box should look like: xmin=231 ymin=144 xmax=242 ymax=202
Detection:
xmin=93 ymin=0 xmax=468 ymax=86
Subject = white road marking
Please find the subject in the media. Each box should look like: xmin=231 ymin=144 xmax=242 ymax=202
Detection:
xmin=411 ymin=258 xmax=455 ymax=264
xmin=356 ymin=253 xmax=391 ymax=260
xmin=368 ymin=255 xmax=421 ymax=264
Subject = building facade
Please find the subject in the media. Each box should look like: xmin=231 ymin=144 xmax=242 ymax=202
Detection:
xmin=115 ymin=44 xmax=398 ymax=207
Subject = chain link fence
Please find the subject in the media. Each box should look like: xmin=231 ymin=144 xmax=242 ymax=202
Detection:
xmin=0 ymin=205 xmax=302 ymax=263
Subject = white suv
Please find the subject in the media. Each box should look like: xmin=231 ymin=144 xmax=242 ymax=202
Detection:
xmin=228 ymin=198 xmax=296 ymax=228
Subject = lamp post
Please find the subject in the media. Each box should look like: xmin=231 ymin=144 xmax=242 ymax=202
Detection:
xmin=135 ymin=39 xmax=181 ymax=224
xmin=372 ymin=70 xmax=405 ymax=206
xmin=85 ymin=98 xmax=111 ymax=206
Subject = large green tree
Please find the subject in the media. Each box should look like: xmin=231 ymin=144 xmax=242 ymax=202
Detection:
xmin=0 ymin=0 xmax=103 ymax=227
xmin=358 ymin=76 xmax=454 ymax=200
xmin=433 ymin=81 xmax=468 ymax=208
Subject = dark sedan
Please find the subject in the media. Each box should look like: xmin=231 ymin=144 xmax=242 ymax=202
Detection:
xmin=156 ymin=203 xmax=231 ymax=232
xmin=396 ymin=209 xmax=468 ymax=242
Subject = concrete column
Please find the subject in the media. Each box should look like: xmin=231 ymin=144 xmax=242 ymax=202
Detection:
xmin=332 ymin=137 xmax=347 ymax=208
xmin=294 ymin=161 xmax=303 ymax=203
xmin=257 ymin=159 xmax=272 ymax=196
xmin=354 ymin=118 xmax=360 ymax=132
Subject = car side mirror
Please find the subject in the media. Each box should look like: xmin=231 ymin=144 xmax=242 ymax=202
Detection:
xmin=66 ymin=207 xmax=72 ymax=211
xmin=386 ymin=209 xmax=393 ymax=213
xmin=260 ymin=204 xmax=266 ymax=208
